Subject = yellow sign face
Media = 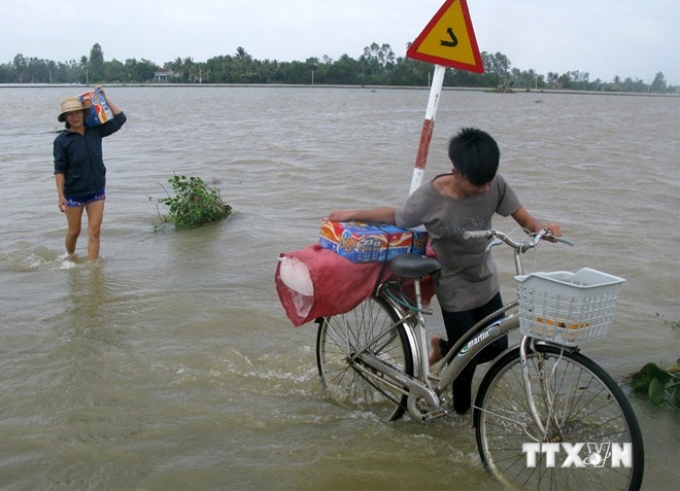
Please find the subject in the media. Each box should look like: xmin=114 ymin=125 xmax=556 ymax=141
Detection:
xmin=407 ymin=0 xmax=484 ymax=73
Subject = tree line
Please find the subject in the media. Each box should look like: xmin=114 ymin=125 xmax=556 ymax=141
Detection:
xmin=1 ymin=42 xmax=675 ymax=94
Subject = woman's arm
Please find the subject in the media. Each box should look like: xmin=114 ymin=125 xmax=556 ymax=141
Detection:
xmin=97 ymin=86 xmax=122 ymax=115
xmin=95 ymin=86 xmax=127 ymax=135
xmin=55 ymin=173 xmax=66 ymax=213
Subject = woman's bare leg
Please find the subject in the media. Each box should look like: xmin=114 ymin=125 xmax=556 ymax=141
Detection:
xmin=85 ymin=200 xmax=105 ymax=260
xmin=64 ymin=206 xmax=84 ymax=255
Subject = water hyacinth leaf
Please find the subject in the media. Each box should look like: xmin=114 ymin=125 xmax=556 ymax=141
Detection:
xmin=648 ymin=378 xmax=667 ymax=406
xmin=630 ymin=362 xmax=673 ymax=391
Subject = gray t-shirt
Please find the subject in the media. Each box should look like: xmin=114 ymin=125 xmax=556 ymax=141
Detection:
xmin=395 ymin=173 xmax=521 ymax=312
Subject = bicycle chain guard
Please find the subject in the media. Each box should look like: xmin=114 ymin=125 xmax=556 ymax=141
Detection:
xmin=407 ymin=385 xmax=446 ymax=423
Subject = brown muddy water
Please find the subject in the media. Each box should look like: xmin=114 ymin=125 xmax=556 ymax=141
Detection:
xmin=0 ymin=85 xmax=678 ymax=490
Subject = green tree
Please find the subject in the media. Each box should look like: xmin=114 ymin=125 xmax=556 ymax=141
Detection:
xmin=123 ymin=58 xmax=156 ymax=82
xmin=205 ymin=55 xmax=229 ymax=83
xmin=13 ymin=54 xmax=27 ymax=82
xmin=79 ymin=55 xmax=89 ymax=83
xmin=89 ymin=43 xmax=105 ymax=82
xmin=275 ymin=60 xmax=307 ymax=84
xmin=558 ymin=71 xmax=574 ymax=89
xmin=306 ymin=57 xmax=319 ymax=84
xmin=361 ymin=42 xmax=396 ymax=84
xmin=105 ymin=58 xmax=126 ymax=82
xmin=327 ymin=54 xmax=361 ymax=84
xmin=650 ymin=72 xmax=667 ymax=93
xmin=184 ymin=57 xmax=201 ymax=82
xmin=484 ymin=51 xmax=511 ymax=87
xmin=234 ymin=47 xmax=255 ymax=82
xmin=621 ymin=77 xmax=647 ymax=92
xmin=0 ymin=62 xmax=12 ymax=82
xmin=1 ymin=43 xmax=676 ymax=92
xmin=391 ymin=55 xmax=430 ymax=86
xmin=46 ymin=59 xmax=57 ymax=83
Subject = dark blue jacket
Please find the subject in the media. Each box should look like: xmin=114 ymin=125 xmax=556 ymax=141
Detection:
xmin=53 ymin=112 xmax=127 ymax=197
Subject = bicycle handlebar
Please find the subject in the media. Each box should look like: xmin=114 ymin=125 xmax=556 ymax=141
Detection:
xmin=463 ymin=228 xmax=574 ymax=252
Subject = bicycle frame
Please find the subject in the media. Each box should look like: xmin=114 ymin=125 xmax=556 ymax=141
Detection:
xmin=354 ymin=285 xmax=524 ymax=422
xmin=350 ymin=229 xmax=575 ymax=423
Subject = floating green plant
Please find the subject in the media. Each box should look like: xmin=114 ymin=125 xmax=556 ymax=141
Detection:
xmin=628 ymin=360 xmax=679 ymax=409
xmin=157 ymin=174 xmax=233 ymax=230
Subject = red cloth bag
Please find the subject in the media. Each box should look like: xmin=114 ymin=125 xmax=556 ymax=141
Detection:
xmin=275 ymin=244 xmax=390 ymax=327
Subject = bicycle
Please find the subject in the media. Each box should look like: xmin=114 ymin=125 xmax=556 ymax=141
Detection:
xmin=315 ymin=228 xmax=644 ymax=491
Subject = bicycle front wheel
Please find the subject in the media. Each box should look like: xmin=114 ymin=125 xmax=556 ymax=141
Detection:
xmin=316 ymin=296 xmax=414 ymax=421
xmin=474 ymin=343 xmax=644 ymax=491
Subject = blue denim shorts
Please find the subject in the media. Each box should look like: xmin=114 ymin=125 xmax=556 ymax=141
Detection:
xmin=65 ymin=189 xmax=106 ymax=207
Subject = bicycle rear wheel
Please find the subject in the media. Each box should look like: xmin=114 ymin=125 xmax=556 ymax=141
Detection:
xmin=474 ymin=343 xmax=644 ymax=491
xmin=316 ymin=296 xmax=414 ymax=421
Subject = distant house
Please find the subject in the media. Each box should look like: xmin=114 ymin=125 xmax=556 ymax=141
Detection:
xmin=154 ymin=69 xmax=174 ymax=82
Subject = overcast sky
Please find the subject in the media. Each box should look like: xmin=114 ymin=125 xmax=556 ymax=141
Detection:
xmin=2 ymin=0 xmax=678 ymax=85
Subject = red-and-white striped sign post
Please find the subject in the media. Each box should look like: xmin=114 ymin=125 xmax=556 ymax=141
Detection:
xmin=409 ymin=64 xmax=446 ymax=195
xmin=406 ymin=0 xmax=484 ymax=194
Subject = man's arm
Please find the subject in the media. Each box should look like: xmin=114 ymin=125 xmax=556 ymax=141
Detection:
xmin=327 ymin=207 xmax=397 ymax=224
xmin=511 ymin=206 xmax=562 ymax=237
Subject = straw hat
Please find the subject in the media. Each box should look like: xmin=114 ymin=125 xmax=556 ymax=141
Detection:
xmin=57 ymin=97 xmax=89 ymax=122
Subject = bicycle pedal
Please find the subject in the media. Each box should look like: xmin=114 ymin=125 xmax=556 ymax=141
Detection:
xmin=420 ymin=409 xmax=447 ymax=423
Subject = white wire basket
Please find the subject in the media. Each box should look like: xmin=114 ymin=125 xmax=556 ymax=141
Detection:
xmin=515 ymin=268 xmax=625 ymax=347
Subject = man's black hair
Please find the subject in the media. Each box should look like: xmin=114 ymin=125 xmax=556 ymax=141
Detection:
xmin=448 ymin=127 xmax=500 ymax=186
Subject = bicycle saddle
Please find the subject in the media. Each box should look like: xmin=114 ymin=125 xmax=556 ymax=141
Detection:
xmin=390 ymin=254 xmax=441 ymax=279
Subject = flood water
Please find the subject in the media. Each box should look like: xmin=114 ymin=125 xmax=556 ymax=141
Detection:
xmin=1 ymin=85 xmax=678 ymax=490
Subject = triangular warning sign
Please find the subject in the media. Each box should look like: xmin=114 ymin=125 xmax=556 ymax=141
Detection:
xmin=407 ymin=0 xmax=484 ymax=73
